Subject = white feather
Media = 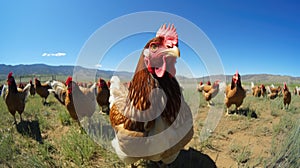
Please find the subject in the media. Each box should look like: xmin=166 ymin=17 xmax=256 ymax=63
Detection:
xmin=111 ymin=136 xmax=140 ymax=164
xmin=143 ymin=48 xmax=149 ymax=57
xmin=22 ymin=83 xmax=31 ymax=101
xmin=51 ymin=80 xmax=65 ymax=89
xmin=251 ymin=82 xmax=254 ymax=88
xmin=266 ymin=86 xmax=272 ymax=94
xmin=196 ymin=83 xmax=204 ymax=92
xmin=109 ymin=76 xmax=193 ymax=165
xmin=1 ymin=84 xmax=7 ymax=100
xmin=109 ymin=76 xmax=128 ymax=109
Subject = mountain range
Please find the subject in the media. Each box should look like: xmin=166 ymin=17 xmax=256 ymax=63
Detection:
xmin=0 ymin=64 xmax=299 ymax=84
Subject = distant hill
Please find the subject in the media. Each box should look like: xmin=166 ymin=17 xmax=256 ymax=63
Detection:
xmin=196 ymin=74 xmax=300 ymax=84
xmin=0 ymin=64 xmax=299 ymax=84
xmin=0 ymin=64 xmax=132 ymax=81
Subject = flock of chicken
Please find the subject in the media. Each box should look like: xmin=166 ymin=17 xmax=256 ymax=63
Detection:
xmin=1 ymin=73 xmax=110 ymax=124
xmin=197 ymin=71 xmax=293 ymax=114
xmin=0 ymin=24 xmax=298 ymax=167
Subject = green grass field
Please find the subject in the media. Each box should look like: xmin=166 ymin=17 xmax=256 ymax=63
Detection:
xmin=0 ymin=82 xmax=299 ymax=168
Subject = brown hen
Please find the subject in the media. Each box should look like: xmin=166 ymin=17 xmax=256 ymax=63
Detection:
xmin=50 ymin=77 xmax=96 ymax=123
xmin=34 ymin=78 xmax=52 ymax=105
xmin=225 ymin=71 xmax=246 ymax=115
xmin=198 ymin=81 xmax=220 ymax=106
xmin=96 ymin=78 xmax=110 ymax=114
xmin=283 ymin=83 xmax=291 ymax=109
xmin=4 ymin=72 xmax=31 ymax=123
xmin=109 ymin=24 xmax=193 ymax=167
xmin=29 ymin=80 xmax=36 ymax=96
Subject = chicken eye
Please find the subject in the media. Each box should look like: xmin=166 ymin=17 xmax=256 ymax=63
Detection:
xmin=150 ymin=43 xmax=158 ymax=52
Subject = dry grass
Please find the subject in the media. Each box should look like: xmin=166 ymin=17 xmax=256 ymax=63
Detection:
xmin=0 ymin=82 xmax=299 ymax=168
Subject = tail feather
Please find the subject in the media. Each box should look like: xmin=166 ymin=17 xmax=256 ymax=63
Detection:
xmin=197 ymin=84 xmax=204 ymax=92
xmin=266 ymin=86 xmax=271 ymax=94
xmin=1 ymin=84 xmax=7 ymax=100
xmin=50 ymin=80 xmax=66 ymax=90
xmin=45 ymin=80 xmax=51 ymax=85
xmin=109 ymin=76 xmax=128 ymax=109
xmin=251 ymin=82 xmax=254 ymax=88
xmin=89 ymin=82 xmax=97 ymax=94
xmin=49 ymin=86 xmax=66 ymax=105
xmin=20 ymin=83 xmax=31 ymax=102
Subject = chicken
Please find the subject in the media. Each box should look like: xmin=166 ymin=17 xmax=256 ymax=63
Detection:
xmin=196 ymin=81 xmax=203 ymax=92
xmin=34 ymin=78 xmax=52 ymax=105
xmin=267 ymin=91 xmax=278 ymax=99
xmin=1 ymin=84 xmax=7 ymax=100
xmin=50 ymin=77 xmax=96 ymax=122
xmin=18 ymin=82 xmax=25 ymax=89
xmin=96 ymin=78 xmax=110 ymax=114
xmin=107 ymin=80 xmax=111 ymax=89
xmin=225 ymin=71 xmax=246 ymax=115
xmin=268 ymin=85 xmax=282 ymax=95
xmin=49 ymin=80 xmax=67 ymax=106
xmin=283 ymin=83 xmax=291 ymax=109
xmin=0 ymin=84 xmax=3 ymax=96
xmin=294 ymin=86 xmax=300 ymax=96
xmin=4 ymin=72 xmax=31 ymax=123
xmin=109 ymin=24 xmax=193 ymax=167
xmin=206 ymin=80 xmax=211 ymax=85
xmin=29 ymin=80 xmax=36 ymax=96
xmin=199 ymin=81 xmax=220 ymax=106
xmin=197 ymin=81 xmax=212 ymax=92
xmin=261 ymin=84 xmax=267 ymax=97
xmin=266 ymin=85 xmax=280 ymax=99
xmin=251 ymin=82 xmax=262 ymax=97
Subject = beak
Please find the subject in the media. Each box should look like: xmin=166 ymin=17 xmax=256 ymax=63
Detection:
xmin=163 ymin=46 xmax=180 ymax=58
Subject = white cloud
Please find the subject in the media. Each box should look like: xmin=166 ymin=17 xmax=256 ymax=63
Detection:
xmin=95 ymin=64 xmax=102 ymax=68
xmin=42 ymin=52 xmax=66 ymax=57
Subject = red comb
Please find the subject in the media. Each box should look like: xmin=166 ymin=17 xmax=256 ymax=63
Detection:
xmin=65 ymin=76 xmax=72 ymax=85
xmin=8 ymin=72 xmax=13 ymax=79
xmin=156 ymin=24 xmax=178 ymax=47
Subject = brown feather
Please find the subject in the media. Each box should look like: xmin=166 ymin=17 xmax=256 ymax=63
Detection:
xmin=225 ymin=74 xmax=246 ymax=109
xmin=96 ymin=79 xmax=110 ymax=108
xmin=109 ymin=34 xmax=193 ymax=165
xmin=5 ymin=76 xmax=30 ymax=122
xmin=35 ymin=79 xmax=52 ymax=102
xmin=65 ymin=82 xmax=96 ymax=120
xmin=283 ymin=86 xmax=291 ymax=107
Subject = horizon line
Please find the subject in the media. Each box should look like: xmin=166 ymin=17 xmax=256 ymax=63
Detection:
xmin=0 ymin=63 xmax=299 ymax=78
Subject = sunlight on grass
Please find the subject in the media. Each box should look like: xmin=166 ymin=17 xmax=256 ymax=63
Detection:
xmin=0 ymin=81 xmax=300 ymax=167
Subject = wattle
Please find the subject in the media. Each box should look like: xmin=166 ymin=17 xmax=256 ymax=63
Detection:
xmin=155 ymin=56 xmax=167 ymax=78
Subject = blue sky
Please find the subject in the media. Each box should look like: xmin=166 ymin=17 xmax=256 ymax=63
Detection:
xmin=0 ymin=0 xmax=299 ymax=77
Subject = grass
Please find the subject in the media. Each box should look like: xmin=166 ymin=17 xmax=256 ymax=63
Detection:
xmin=0 ymin=91 xmax=124 ymax=168
xmin=58 ymin=129 xmax=97 ymax=167
xmin=0 ymin=81 xmax=300 ymax=167
xmin=196 ymin=83 xmax=300 ymax=168
xmin=229 ymin=143 xmax=252 ymax=165
xmin=268 ymin=118 xmax=300 ymax=167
